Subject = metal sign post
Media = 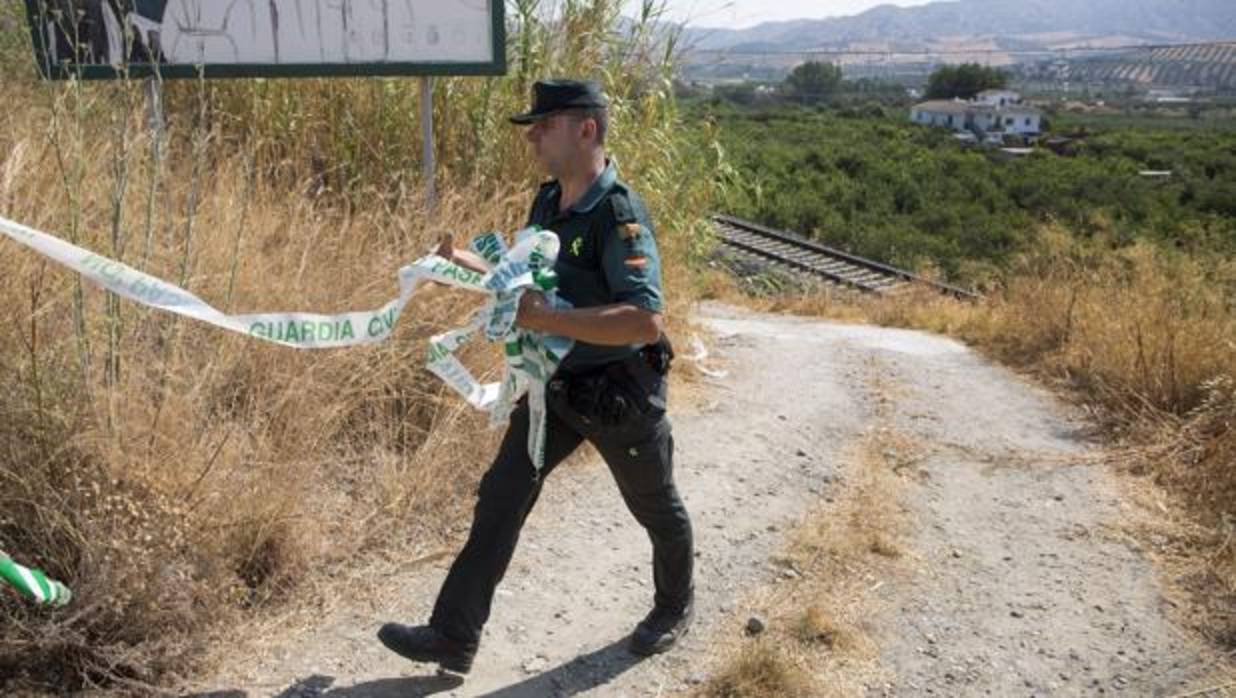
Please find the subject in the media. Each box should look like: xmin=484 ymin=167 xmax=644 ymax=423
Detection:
xmin=420 ymin=76 xmax=436 ymax=213
xmin=144 ymin=77 xmax=163 ymax=144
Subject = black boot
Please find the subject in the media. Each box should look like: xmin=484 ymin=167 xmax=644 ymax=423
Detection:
xmin=629 ymin=601 xmax=694 ymax=656
xmin=377 ymin=623 xmax=477 ymax=674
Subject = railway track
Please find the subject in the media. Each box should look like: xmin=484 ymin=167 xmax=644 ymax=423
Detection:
xmin=712 ymin=214 xmax=979 ymax=300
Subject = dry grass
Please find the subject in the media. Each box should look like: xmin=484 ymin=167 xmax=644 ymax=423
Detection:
xmin=695 ymin=358 xmax=917 ymax=697
xmin=790 ymin=605 xmax=860 ymax=652
xmin=0 ymin=2 xmax=719 ymax=691
xmin=0 ymin=133 xmax=524 ymax=688
xmin=708 ymin=228 xmax=1236 ymax=656
xmin=701 ymin=641 xmax=818 ymax=698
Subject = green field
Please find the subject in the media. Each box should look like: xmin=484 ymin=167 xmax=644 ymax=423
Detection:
xmin=701 ymin=101 xmax=1236 ymax=281
xmin=1052 ymin=108 xmax=1236 ymax=133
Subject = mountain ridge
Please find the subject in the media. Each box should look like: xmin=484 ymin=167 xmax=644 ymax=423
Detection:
xmin=683 ymin=0 xmax=1236 ymax=52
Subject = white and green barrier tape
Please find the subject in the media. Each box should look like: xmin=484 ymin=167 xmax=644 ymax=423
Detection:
xmin=0 ymin=214 xmax=573 ymax=472
xmin=0 ymin=550 xmax=72 ymax=607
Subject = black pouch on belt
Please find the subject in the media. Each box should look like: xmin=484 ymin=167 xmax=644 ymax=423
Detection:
xmin=558 ymin=368 xmax=633 ymax=426
xmin=609 ymin=336 xmax=673 ymax=421
xmin=640 ymin=334 xmax=675 ymax=377
xmin=558 ymin=369 xmax=609 ymax=424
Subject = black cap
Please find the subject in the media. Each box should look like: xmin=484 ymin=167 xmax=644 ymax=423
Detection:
xmin=509 ymin=79 xmax=609 ymax=125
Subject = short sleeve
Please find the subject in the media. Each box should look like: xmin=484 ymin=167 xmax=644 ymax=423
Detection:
xmin=601 ymin=220 xmax=664 ymax=313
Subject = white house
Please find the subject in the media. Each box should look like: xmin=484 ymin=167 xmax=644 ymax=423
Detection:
xmin=975 ymin=89 xmax=1022 ymax=107
xmin=910 ymin=92 xmax=1042 ymax=137
xmin=910 ymin=100 xmax=971 ymax=129
xmin=995 ymin=105 xmax=1042 ymax=135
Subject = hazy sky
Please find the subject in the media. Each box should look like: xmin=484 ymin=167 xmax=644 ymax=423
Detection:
xmin=655 ymin=0 xmax=940 ymax=29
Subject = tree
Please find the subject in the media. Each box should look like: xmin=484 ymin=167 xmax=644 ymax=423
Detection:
xmin=785 ymin=61 xmax=843 ymax=102
xmin=714 ymin=82 xmax=759 ymax=106
xmin=925 ymin=63 xmax=1009 ymax=100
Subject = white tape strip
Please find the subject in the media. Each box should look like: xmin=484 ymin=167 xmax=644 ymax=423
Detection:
xmin=0 ymin=215 xmax=573 ymax=471
xmin=686 ymin=334 xmax=729 ymax=379
xmin=17 ymin=565 xmax=46 ymax=603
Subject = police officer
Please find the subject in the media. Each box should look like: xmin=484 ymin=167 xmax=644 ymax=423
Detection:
xmin=377 ymin=79 xmax=695 ymax=675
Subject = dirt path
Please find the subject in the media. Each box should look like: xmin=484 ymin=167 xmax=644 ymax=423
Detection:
xmin=186 ymin=303 xmax=1222 ymax=697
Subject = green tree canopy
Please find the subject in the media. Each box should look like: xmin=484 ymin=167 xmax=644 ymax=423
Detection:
xmin=925 ymin=63 xmax=1009 ymax=100
xmin=785 ymin=61 xmax=843 ymax=101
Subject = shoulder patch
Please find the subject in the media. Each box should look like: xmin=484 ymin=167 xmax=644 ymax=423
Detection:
xmin=619 ymin=222 xmax=642 ymax=240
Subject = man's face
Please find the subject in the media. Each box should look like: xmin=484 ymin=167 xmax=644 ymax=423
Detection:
xmin=524 ymin=112 xmax=588 ymax=176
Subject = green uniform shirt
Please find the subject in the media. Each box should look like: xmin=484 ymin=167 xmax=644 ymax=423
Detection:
xmin=526 ymin=160 xmax=664 ymax=372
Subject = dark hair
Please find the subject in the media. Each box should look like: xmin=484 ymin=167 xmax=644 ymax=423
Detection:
xmin=568 ymin=107 xmax=609 ymax=145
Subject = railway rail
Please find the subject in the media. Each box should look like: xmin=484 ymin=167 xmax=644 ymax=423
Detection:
xmin=712 ymin=214 xmax=979 ymax=300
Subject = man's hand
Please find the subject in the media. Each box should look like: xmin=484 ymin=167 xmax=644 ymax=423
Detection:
xmin=516 ymin=291 xmax=551 ymax=332
xmin=434 ymin=232 xmax=491 ymax=274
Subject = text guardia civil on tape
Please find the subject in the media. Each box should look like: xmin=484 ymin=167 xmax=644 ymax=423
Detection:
xmin=0 ymin=215 xmax=572 ymax=478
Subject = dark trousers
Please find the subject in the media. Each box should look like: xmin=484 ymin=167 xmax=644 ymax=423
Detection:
xmin=428 ymin=376 xmax=694 ymax=647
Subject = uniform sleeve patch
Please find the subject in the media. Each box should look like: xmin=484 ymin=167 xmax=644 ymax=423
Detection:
xmin=619 ymin=222 xmax=642 ymax=240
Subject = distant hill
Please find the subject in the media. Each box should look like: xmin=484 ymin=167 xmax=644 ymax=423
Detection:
xmin=684 ymin=0 xmax=1236 ymax=52
xmin=1043 ymin=43 xmax=1236 ymax=91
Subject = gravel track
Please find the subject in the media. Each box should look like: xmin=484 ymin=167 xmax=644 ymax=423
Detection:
xmin=185 ymin=303 xmax=1224 ymax=698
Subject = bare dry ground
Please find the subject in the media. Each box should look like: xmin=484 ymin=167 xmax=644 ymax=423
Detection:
xmin=181 ymin=303 xmax=1231 ymax=698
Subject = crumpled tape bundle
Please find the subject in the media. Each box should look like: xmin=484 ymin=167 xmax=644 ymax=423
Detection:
xmin=0 ymin=551 xmax=72 ymax=607
xmin=0 ymin=215 xmax=572 ymax=472
xmin=425 ymin=228 xmax=574 ymax=472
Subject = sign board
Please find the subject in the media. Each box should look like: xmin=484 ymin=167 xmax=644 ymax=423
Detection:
xmin=23 ymin=1 xmax=506 ymax=80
